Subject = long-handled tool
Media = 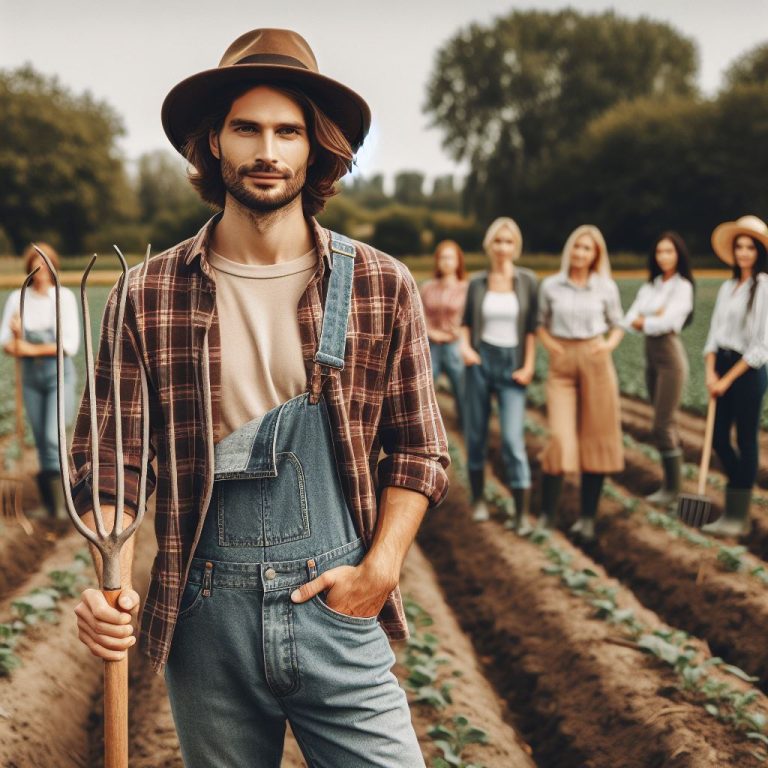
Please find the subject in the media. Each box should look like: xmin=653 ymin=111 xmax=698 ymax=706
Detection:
xmin=677 ymin=397 xmax=719 ymax=527
xmin=0 ymin=272 xmax=36 ymax=535
xmin=29 ymin=244 xmax=150 ymax=768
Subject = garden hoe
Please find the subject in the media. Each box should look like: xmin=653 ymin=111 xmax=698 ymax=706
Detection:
xmin=30 ymin=244 xmax=150 ymax=768
xmin=677 ymin=397 xmax=719 ymax=528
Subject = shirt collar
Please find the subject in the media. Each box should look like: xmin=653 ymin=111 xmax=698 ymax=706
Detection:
xmin=558 ymin=271 xmax=600 ymax=289
xmin=183 ymin=213 xmax=334 ymax=271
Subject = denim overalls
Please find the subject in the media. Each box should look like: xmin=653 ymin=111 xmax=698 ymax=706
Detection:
xmin=165 ymin=234 xmax=425 ymax=768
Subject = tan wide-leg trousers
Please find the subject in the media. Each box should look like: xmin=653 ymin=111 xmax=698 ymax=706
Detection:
xmin=541 ymin=338 xmax=624 ymax=475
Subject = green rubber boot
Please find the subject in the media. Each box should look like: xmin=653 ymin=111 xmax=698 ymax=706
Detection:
xmin=537 ymin=474 xmax=563 ymax=529
xmin=703 ymin=487 xmax=751 ymax=538
xmin=505 ymin=488 xmax=533 ymax=535
xmin=645 ymin=449 xmax=682 ymax=507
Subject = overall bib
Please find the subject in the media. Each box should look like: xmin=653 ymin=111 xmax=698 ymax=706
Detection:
xmin=165 ymin=234 xmax=425 ymax=768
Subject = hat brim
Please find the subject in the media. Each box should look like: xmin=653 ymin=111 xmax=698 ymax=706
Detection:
xmin=161 ymin=64 xmax=371 ymax=154
xmin=711 ymin=222 xmax=768 ymax=265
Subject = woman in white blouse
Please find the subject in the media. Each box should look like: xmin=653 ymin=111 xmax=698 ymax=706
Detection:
xmin=623 ymin=232 xmax=694 ymax=506
xmin=0 ymin=243 xmax=80 ymax=518
xmin=702 ymin=216 xmax=768 ymax=536
xmin=537 ymin=225 xmax=625 ymax=541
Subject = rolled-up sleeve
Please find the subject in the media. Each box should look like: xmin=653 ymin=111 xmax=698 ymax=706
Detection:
xmin=377 ymin=270 xmax=450 ymax=507
xmin=744 ymin=278 xmax=768 ymax=369
xmin=69 ymin=280 xmax=156 ymax=517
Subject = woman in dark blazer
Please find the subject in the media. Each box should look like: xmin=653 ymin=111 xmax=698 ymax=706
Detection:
xmin=460 ymin=217 xmax=538 ymax=532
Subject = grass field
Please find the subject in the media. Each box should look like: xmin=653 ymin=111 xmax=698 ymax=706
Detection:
xmin=0 ymin=276 xmax=765 ymax=440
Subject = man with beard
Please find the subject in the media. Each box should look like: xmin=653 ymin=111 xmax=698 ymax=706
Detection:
xmin=70 ymin=29 xmax=448 ymax=768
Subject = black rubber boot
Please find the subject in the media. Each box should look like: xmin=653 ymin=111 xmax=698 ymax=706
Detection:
xmin=36 ymin=472 xmax=55 ymax=518
xmin=703 ymin=487 xmax=752 ymax=538
xmin=537 ymin=474 xmax=563 ymax=529
xmin=505 ymin=488 xmax=533 ymax=534
xmin=468 ymin=469 xmax=489 ymax=522
xmin=570 ymin=472 xmax=605 ymax=542
xmin=646 ymin=449 xmax=682 ymax=508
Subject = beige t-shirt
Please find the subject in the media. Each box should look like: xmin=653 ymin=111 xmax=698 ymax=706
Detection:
xmin=208 ymin=248 xmax=318 ymax=440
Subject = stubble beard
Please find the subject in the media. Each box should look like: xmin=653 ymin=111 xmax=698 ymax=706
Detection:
xmin=220 ymin=156 xmax=308 ymax=220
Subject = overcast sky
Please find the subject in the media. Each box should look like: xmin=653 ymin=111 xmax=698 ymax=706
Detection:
xmin=2 ymin=0 xmax=766 ymax=185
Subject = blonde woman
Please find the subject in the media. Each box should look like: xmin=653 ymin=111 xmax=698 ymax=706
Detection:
xmin=460 ymin=217 xmax=538 ymax=531
xmin=537 ymin=225 xmax=624 ymax=540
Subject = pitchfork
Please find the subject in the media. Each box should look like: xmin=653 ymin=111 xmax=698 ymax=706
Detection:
xmin=28 ymin=243 xmax=151 ymax=768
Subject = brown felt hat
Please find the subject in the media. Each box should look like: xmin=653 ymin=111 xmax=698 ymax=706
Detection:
xmin=711 ymin=215 xmax=768 ymax=265
xmin=161 ymin=28 xmax=371 ymax=154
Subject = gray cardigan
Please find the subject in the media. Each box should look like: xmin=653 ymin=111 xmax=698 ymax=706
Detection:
xmin=462 ymin=268 xmax=539 ymax=351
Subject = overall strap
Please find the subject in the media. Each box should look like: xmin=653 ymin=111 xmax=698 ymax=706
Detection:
xmin=309 ymin=232 xmax=356 ymax=403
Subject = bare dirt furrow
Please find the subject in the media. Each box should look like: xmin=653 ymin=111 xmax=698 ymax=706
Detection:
xmin=0 ymin=531 xmax=99 ymax=767
xmin=419 ymin=456 xmax=761 ymax=767
xmin=462 ymin=397 xmax=768 ymax=693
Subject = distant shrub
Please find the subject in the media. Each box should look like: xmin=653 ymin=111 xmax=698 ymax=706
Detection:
xmin=371 ymin=212 xmax=424 ymax=256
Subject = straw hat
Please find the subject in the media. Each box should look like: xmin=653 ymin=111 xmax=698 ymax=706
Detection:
xmin=711 ymin=215 xmax=768 ymax=265
xmin=162 ymin=29 xmax=371 ymax=154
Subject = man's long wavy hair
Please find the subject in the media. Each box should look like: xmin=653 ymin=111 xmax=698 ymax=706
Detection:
xmin=182 ymin=83 xmax=354 ymax=217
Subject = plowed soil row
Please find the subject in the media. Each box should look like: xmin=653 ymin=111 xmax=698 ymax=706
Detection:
xmin=419 ymin=444 xmax=765 ymax=767
xmin=1 ymin=506 xmax=533 ymax=767
xmin=445 ymin=394 xmax=768 ymax=693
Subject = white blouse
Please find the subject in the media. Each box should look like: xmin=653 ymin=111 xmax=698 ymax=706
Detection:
xmin=0 ymin=286 xmax=80 ymax=357
xmin=480 ymin=291 xmax=519 ymax=348
xmin=703 ymin=274 xmax=768 ymax=369
xmin=538 ymin=272 xmax=623 ymax=339
xmin=622 ymin=274 xmax=694 ymax=336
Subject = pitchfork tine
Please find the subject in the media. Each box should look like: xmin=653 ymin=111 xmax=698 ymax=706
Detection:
xmin=32 ymin=244 xmax=150 ymax=591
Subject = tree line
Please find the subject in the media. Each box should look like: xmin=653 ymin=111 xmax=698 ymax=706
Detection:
xmin=1 ymin=10 xmax=766 ymax=258
xmin=424 ymin=9 xmax=768 ymax=254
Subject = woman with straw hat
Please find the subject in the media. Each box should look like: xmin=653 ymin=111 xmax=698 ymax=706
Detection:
xmin=537 ymin=225 xmax=625 ymax=541
xmin=460 ymin=217 xmax=538 ymax=532
xmin=622 ymin=232 xmax=695 ymax=507
xmin=702 ymin=215 xmax=768 ymax=536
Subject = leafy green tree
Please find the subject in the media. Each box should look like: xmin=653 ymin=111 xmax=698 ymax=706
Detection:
xmin=724 ymin=43 xmax=768 ymax=89
xmin=134 ymin=150 xmax=211 ymax=251
xmin=371 ymin=211 xmax=423 ymax=256
xmin=0 ymin=65 xmax=133 ymax=253
xmin=393 ymin=171 xmax=426 ymax=207
xmin=425 ymin=10 xmax=698 ymax=223
xmin=523 ymin=83 xmax=768 ymax=254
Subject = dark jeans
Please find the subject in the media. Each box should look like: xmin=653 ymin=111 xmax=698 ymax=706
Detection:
xmin=713 ymin=348 xmax=767 ymax=489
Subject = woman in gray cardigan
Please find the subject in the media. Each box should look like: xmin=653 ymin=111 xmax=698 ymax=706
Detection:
xmin=459 ymin=217 xmax=538 ymax=531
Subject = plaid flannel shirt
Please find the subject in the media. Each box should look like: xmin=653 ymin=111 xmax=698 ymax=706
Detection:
xmin=70 ymin=215 xmax=450 ymax=672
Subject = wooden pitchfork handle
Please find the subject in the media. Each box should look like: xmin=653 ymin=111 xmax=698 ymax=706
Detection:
xmin=103 ymin=589 xmax=129 ymax=766
xmin=697 ymin=398 xmax=717 ymax=496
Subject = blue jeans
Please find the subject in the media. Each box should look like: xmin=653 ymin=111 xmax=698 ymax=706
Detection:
xmin=429 ymin=340 xmax=465 ymax=429
xmin=464 ymin=342 xmax=531 ymax=489
xmin=22 ymin=355 xmax=75 ymax=472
